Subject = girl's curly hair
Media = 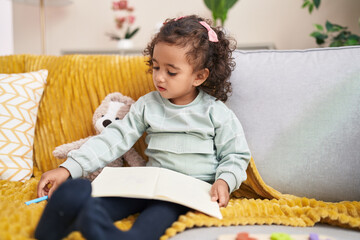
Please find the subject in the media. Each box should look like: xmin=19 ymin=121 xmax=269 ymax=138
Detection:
xmin=143 ymin=15 xmax=236 ymax=102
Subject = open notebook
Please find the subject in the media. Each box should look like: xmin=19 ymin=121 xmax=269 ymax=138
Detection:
xmin=91 ymin=167 xmax=222 ymax=219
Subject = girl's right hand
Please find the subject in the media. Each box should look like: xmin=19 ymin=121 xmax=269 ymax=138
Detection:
xmin=37 ymin=167 xmax=71 ymax=198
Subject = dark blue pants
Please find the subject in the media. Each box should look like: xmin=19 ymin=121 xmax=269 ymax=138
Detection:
xmin=35 ymin=179 xmax=189 ymax=240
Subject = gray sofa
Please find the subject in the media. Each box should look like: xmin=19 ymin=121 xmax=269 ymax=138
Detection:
xmin=173 ymin=46 xmax=360 ymax=240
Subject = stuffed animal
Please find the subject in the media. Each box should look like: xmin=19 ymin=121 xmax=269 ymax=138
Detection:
xmin=53 ymin=92 xmax=146 ymax=181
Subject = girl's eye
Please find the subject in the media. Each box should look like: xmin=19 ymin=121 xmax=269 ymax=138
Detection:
xmin=153 ymin=66 xmax=160 ymax=71
xmin=168 ymin=71 xmax=177 ymax=76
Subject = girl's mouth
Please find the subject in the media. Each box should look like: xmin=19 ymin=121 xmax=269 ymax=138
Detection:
xmin=158 ymin=86 xmax=166 ymax=91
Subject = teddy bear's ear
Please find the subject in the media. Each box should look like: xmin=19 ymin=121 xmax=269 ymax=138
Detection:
xmin=121 ymin=95 xmax=135 ymax=106
xmin=105 ymin=92 xmax=135 ymax=106
xmin=104 ymin=92 xmax=124 ymax=102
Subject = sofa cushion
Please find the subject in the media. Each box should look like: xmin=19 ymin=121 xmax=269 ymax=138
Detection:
xmin=227 ymin=46 xmax=360 ymax=202
xmin=0 ymin=70 xmax=47 ymax=181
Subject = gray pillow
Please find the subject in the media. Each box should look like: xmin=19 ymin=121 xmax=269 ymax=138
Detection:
xmin=227 ymin=46 xmax=360 ymax=202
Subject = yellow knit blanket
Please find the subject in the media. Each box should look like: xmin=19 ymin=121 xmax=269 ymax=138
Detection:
xmin=0 ymin=159 xmax=359 ymax=240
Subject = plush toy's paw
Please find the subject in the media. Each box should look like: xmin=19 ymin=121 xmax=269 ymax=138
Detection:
xmin=84 ymin=169 xmax=102 ymax=182
xmin=107 ymin=158 xmax=125 ymax=168
xmin=53 ymin=137 xmax=91 ymax=159
xmin=84 ymin=158 xmax=124 ymax=181
xmin=52 ymin=147 xmax=68 ymax=159
xmin=124 ymin=148 xmax=146 ymax=166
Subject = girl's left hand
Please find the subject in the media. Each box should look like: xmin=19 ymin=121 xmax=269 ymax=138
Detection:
xmin=210 ymin=179 xmax=230 ymax=207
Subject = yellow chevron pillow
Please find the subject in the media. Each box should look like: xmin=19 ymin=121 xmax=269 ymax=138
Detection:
xmin=0 ymin=70 xmax=47 ymax=181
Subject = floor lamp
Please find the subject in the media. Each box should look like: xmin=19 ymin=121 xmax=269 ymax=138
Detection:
xmin=13 ymin=0 xmax=73 ymax=54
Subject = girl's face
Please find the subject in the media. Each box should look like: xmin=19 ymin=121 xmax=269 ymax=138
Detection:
xmin=152 ymin=42 xmax=208 ymax=105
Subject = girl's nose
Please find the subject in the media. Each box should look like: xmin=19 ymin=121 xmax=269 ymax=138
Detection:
xmin=154 ymin=72 xmax=165 ymax=83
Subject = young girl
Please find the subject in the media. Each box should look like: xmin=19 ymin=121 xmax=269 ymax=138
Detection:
xmin=36 ymin=15 xmax=251 ymax=240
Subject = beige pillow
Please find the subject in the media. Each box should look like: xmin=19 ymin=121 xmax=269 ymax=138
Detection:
xmin=0 ymin=70 xmax=47 ymax=181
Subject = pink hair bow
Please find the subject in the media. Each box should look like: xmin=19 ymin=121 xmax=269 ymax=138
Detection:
xmin=199 ymin=21 xmax=219 ymax=42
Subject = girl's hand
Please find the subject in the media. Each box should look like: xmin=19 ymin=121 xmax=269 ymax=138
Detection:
xmin=37 ymin=167 xmax=70 ymax=198
xmin=210 ymin=179 xmax=230 ymax=207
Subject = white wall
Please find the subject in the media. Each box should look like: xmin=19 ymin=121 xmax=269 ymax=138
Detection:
xmin=0 ymin=0 xmax=14 ymax=55
xmin=13 ymin=0 xmax=360 ymax=55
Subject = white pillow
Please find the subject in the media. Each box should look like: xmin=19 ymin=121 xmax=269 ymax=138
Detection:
xmin=227 ymin=46 xmax=360 ymax=201
xmin=0 ymin=70 xmax=48 ymax=181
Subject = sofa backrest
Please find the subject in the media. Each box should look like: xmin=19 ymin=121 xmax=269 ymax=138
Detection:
xmin=227 ymin=46 xmax=360 ymax=202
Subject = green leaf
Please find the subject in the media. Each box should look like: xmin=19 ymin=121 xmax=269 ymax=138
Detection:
xmin=204 ymin=0 xmax=216 ymax=23
xmin=345 ymin=38 xmax=359 ymax=46
xmin=302 ymin=0 xmax=320 ymax=14
xmin=313 ymin=0 xmax=321 ymax=9
xmin=106 ymin=32 xmax=121 ymax=41
xmin=220 ymin=14 xmax=227 ymax=26
xmin=346 ymin=34 xmax=360 ymax=45
xmin=348 ymin=34 xmax=360 ymax=41
xmin=302 ymin=0 xmax=310 ymax=9
xmin=125 ymin=27 xmax=140 ymax=39
xmin=309 ymin=4 xmax=314 ymax=13
xmin=217 ymin=0 xmax=226 ymax=22
xmin=204 ymin=0 xmax=212 ymax=10
xmin=226 ymin=0 xmax=238 ymax=10
xmin=204 ymin=0 xmax=238 ymax=26
xmin=329 ymin=40 xmax=343 ymax=47
xmin=314 ymin=24 xmax=324 ymax=31
xmin=333 ymin=31 xmax=350 ymax=41
xmin=310 ymin=31 xmax=327 ymax=39
xmin=310 ymin=31 xmax=328 ymax=45
xmin=325 ymin=21 xmax=333 ymax=32
xmin=325 ymin=20 xmax=345 ymax=32
xmin=316 ymin=38 xmax=325 ymax=45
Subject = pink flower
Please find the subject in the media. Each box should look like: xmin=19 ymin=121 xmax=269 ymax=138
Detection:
xmin=112 ymin=0 xmax=128 ymax=10
xmin=128 ymin=15 xmax=135 ymax=24
xmin=116 ymin=16 xmax=126 ymax=23
xmin=115 ymin=16 xmax=126 ymax=29
xmin=118 ymin=0 xmax=128 ymax=9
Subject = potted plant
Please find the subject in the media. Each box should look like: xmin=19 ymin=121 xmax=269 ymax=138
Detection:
xmin=107 ymin=0 xmax=140 ymax=50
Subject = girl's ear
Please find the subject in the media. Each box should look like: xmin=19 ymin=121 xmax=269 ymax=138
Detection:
xmin=194 ymin=68 xmax=210 ymax=87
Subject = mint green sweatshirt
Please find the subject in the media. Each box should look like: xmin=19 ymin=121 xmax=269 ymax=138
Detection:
xmin=61 ymin=90 xmax=251 ymax=193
